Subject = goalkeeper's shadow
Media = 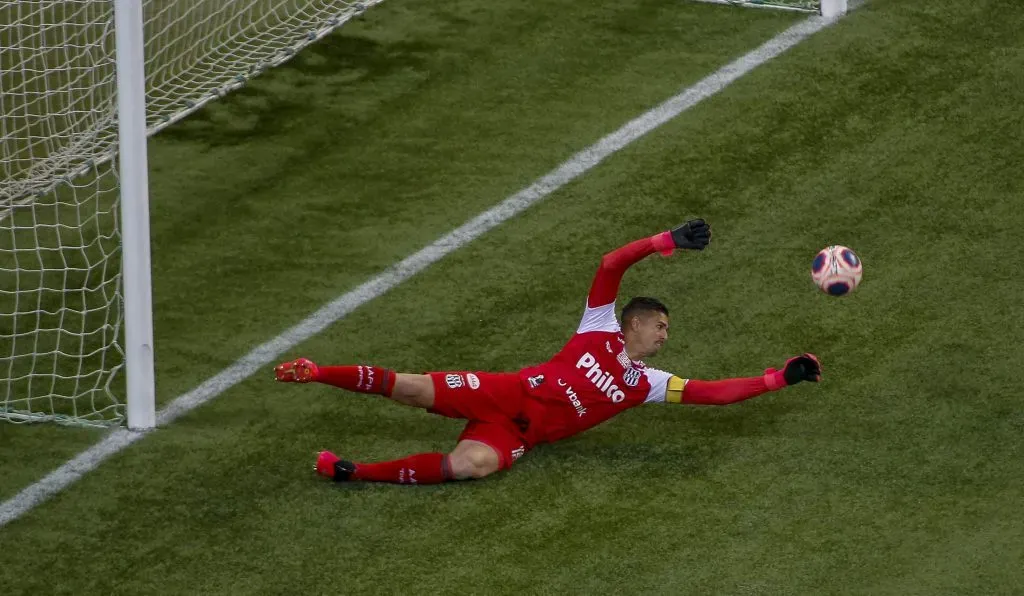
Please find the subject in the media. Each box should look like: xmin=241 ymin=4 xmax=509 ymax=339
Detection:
xmin=536 ymin=399 xmax=804 ymax=472
xmin=674 ymin=398 xmax=805 ymax=440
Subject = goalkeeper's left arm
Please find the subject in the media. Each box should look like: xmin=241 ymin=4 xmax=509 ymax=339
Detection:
xmin=585 ymin=219 xmax=712 ymax=308
xmin=665 ymin=354 xmax=822 ymax=405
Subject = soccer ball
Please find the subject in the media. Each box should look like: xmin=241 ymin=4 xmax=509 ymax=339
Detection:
xmin=811 ymin=245 xmax=863 ymax=296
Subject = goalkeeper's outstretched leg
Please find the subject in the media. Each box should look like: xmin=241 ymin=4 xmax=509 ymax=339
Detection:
xmin=314 ymin=439 xmax=501 ymax=484
xmin=274 ymin=357 xmax=435 ymax=408
xmin=276 ymin=358 xmax=523 ymax=484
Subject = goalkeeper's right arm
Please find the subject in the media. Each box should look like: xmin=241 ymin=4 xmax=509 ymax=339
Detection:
xmin=666 ymin=354 xmax=822 ymax=405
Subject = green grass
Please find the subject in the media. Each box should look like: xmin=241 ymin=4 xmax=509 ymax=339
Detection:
xmin=4 ymin=0 xmax=1024 ymax=593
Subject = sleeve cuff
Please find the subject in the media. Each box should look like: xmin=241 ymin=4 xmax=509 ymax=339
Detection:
xmin=652 ymin=231 xmax=675 ymax=256
xmin=763 ymin=369 xmax=787 ymax=391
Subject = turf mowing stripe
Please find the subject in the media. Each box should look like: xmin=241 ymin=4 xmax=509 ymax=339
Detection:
xmin=0 ymin=11 xmax=846 ymax=529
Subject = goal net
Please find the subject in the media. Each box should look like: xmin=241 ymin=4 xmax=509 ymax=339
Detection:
xmin=1 ymin=0 xmax=380 ymax=427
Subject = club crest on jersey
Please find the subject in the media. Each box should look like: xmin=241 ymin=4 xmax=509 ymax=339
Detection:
xmin=623 ymin=368 xmax=642 ymax=387
xmin=527 ymin=374 xmax=545 ymax=389
xmin=445 ymin=374 xmax=464 ymax=389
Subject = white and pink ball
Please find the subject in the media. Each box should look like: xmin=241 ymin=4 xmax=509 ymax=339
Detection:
xmin=811 ymin=245 xmax=863 ymax=296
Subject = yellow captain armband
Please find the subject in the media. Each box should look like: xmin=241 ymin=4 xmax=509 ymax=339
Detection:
xmin=665 ymin=375 xmax=688 ymax=404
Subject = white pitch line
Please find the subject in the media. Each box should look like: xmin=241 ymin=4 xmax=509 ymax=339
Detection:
xmin=0 ymin=12 xmax=844 ymax=528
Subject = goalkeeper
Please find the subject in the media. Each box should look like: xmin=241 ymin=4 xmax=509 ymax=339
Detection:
xmin=275 ymin=219 xmax=822 ymax=484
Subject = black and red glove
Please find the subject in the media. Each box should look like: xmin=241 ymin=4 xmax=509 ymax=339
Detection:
xmin=764 ymin=353 xmax=822 ymax=390
xmin=670 ymin=219 xmax=712 ymax=250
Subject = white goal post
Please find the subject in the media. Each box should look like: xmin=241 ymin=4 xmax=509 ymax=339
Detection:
xmin=821 ymin=0 xmax=848 ymax=18
xmin=1 ymin=1 xmax=382 ymax=429
xmin=115 ymin=0 xmax=156 ymax=430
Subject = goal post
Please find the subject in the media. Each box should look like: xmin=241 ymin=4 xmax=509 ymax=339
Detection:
xmin=114 ymin=0 xmax=156 ymax=430
xmin=820 ymin=0 xmax=848 ymax=19
xmin=1 ymin=1 xmax=382 ymax=428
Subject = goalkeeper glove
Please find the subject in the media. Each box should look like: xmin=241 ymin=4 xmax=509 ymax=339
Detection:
xmin=671 ymin=219 xmax=712 ymax=250
xmin=763 ymin=353 xmax=822 ymax=390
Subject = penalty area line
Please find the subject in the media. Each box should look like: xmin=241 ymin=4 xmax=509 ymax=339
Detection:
xmin=0 ymin=12 xmax=844 ymax=529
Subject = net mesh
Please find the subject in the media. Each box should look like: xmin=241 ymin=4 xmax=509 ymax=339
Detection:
xmin=1 ymin=0 xmax=379 ymax=426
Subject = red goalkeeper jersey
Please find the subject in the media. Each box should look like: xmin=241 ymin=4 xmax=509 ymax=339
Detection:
xmin=518 ymin=233 xmax=683 ymax=445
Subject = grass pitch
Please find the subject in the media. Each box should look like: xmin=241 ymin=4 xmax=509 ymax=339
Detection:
xmin=3 ymin=0 xmax=1024 ymax=594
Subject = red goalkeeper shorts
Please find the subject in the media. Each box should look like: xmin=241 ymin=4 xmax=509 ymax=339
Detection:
xmin=427 ymin=371 xmax=537 ymax=470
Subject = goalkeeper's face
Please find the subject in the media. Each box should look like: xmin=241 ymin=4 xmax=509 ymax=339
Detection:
xmin=629 ymin=311 xmax=670 ymax=358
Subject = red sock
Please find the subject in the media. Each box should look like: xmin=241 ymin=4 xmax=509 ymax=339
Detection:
xmin=352 ymin=452 xmax=453 ymax=484
xmin=316 ymin=365 xmax=396 ymax=396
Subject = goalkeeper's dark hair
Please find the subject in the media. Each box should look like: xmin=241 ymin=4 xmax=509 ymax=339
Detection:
xmin=621 ymin=297 xmax=669 ymax=326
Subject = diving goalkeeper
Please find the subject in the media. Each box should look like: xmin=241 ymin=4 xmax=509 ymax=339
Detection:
xmin=274 ymin=219 xmax=822 ymax=484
